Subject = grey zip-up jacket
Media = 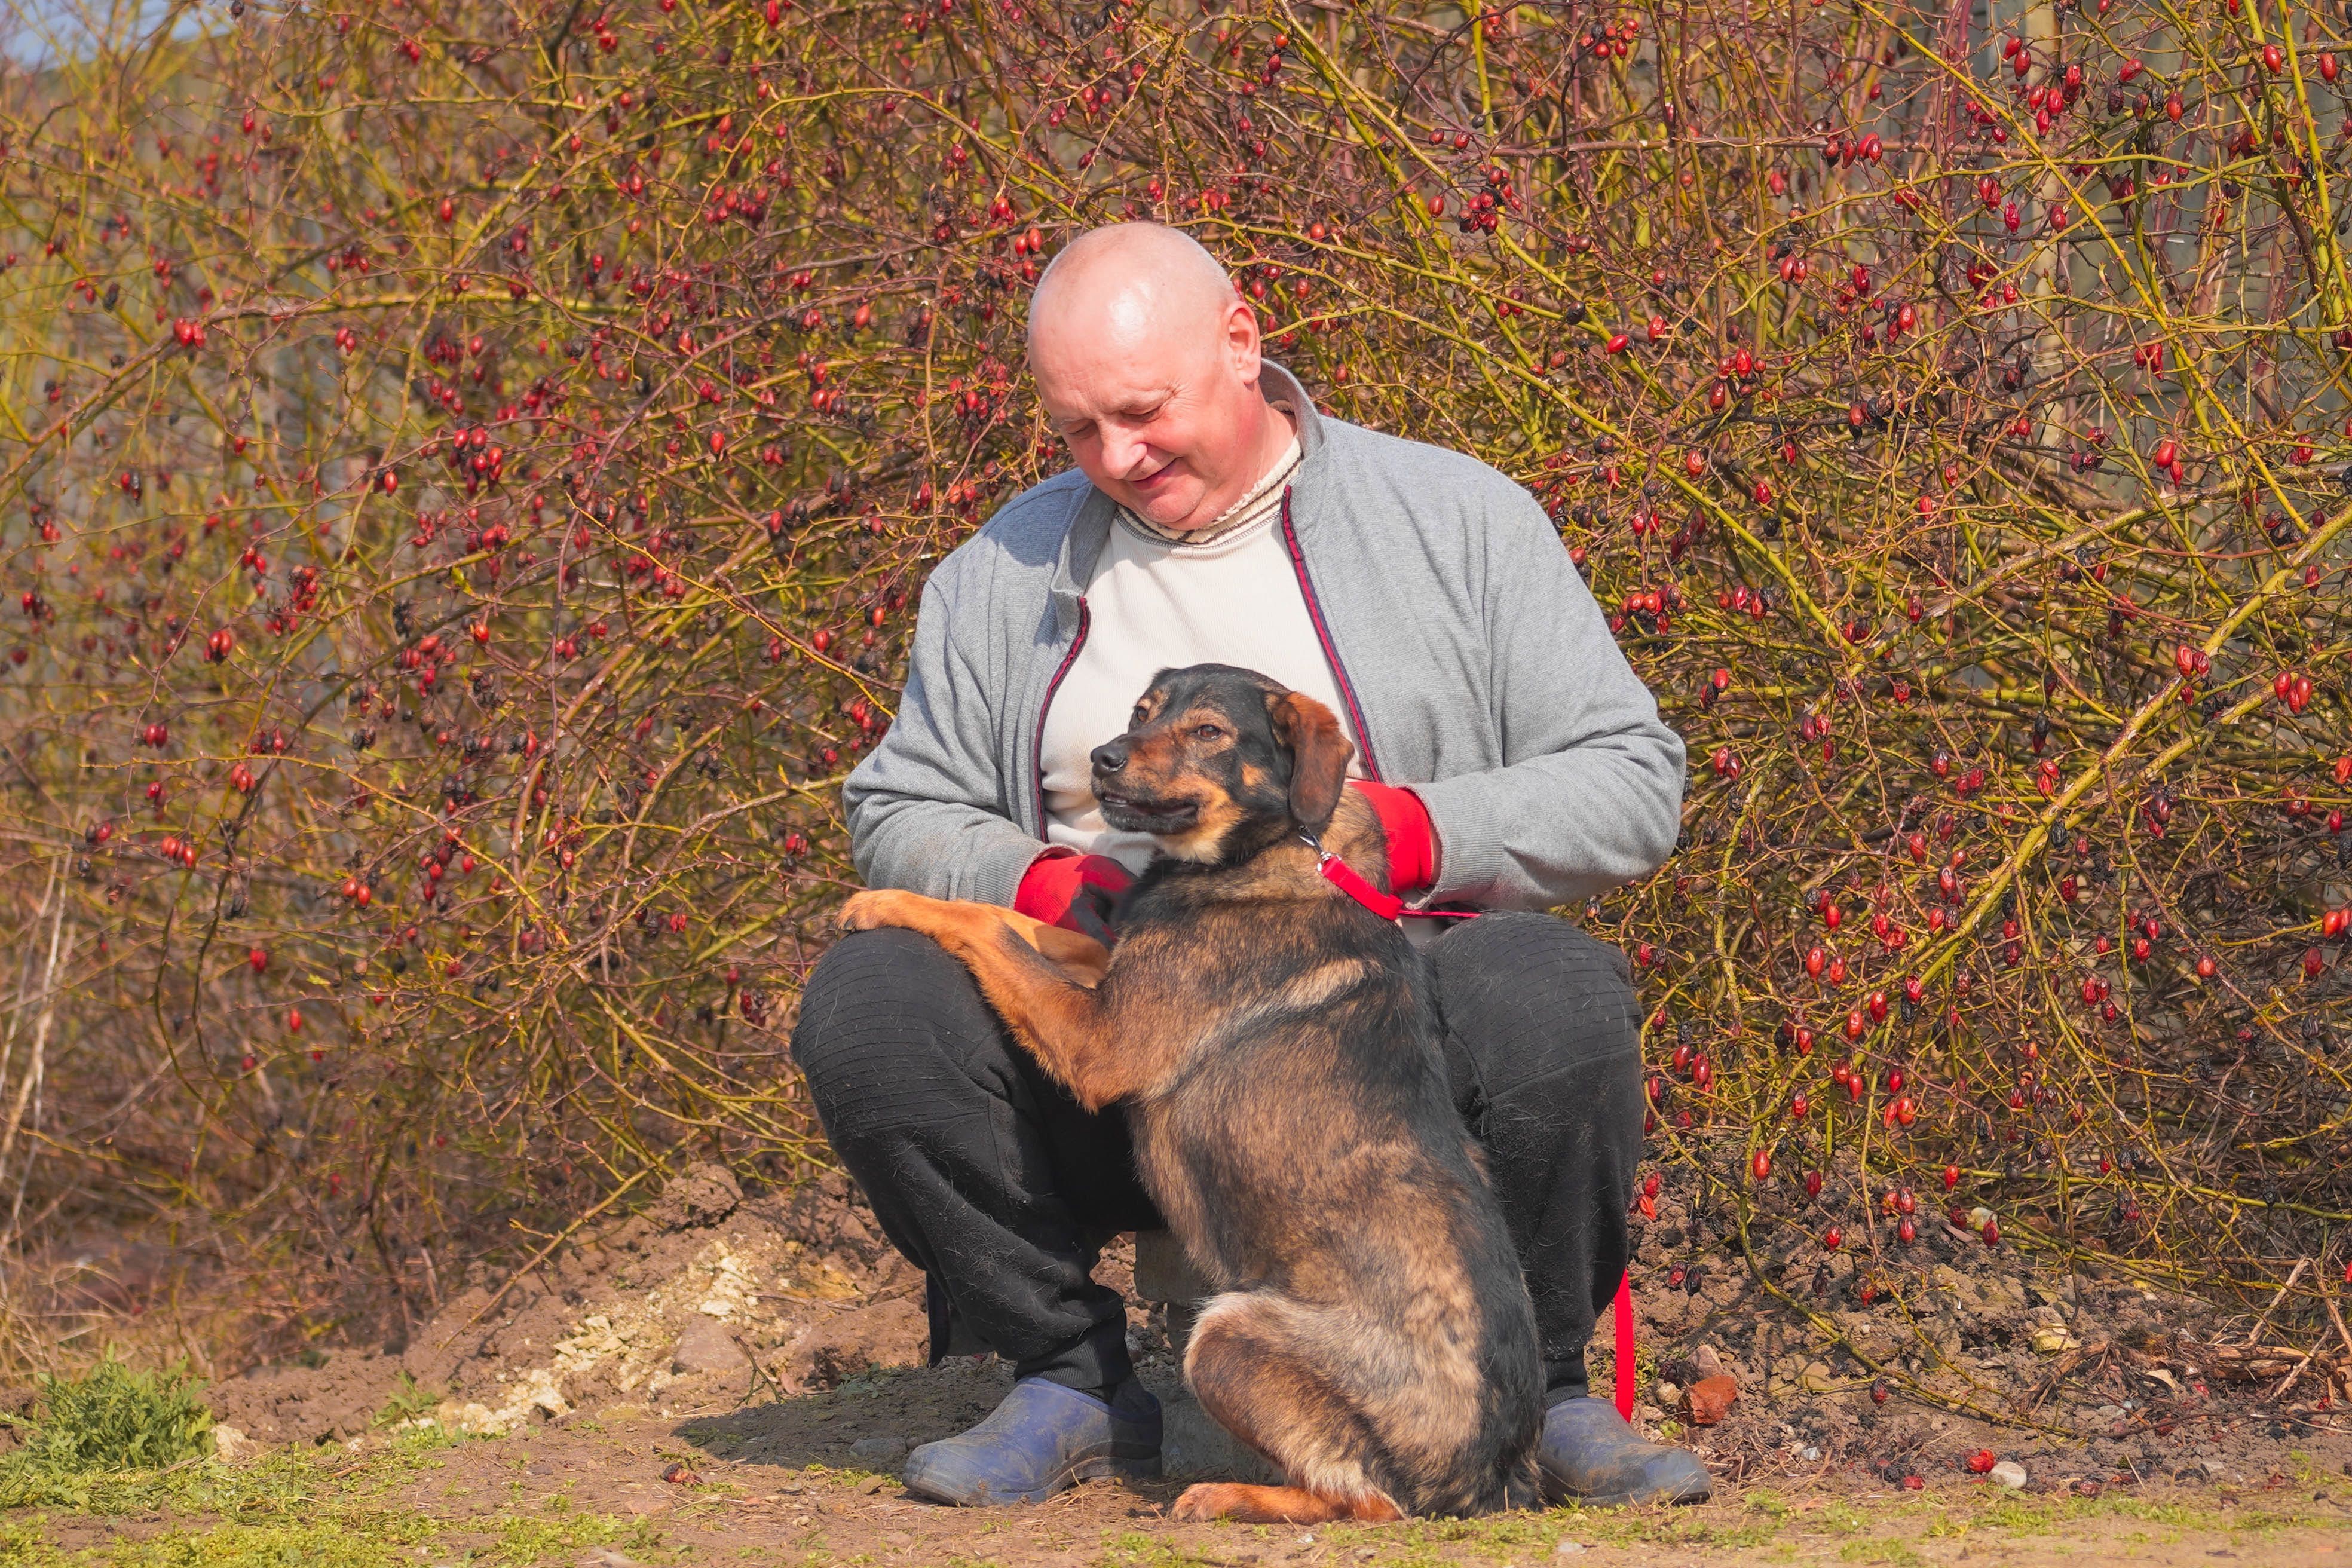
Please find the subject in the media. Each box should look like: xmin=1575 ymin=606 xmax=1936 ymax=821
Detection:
xmin=843 ymin=363 xmax=1686 ymax=912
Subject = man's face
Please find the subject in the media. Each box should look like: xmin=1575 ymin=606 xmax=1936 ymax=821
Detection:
xmin=1030 ymin=289 xmax=1271 ymax=532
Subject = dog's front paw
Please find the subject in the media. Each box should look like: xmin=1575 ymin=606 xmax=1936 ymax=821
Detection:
xmin=839 ymin=889 xmax=926 ymax=933
xmin=1171 ymin=1483 xmax=1246 ymax=1522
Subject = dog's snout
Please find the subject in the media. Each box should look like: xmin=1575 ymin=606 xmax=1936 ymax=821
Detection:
xmin=1091 ymin=739 xmax=1131 ymax=775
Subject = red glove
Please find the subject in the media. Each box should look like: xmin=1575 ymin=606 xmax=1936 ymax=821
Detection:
xmin=1350 ymin=780 xmax=1440 ymax=897
xmin=1015 ymin=851 xmax=1134 ymax=945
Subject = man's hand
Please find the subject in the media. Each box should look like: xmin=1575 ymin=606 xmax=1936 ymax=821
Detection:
xmin=1349 ymin=781 xmax=1440 ymax=897
xmin=1015 ymin=851 xmax=1134 ymax=947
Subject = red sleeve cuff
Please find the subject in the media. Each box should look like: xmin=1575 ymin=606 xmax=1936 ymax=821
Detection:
xmin=1014 ymin=850 xmax=1134 ymax=930
xmin=1351 ymin=781 xmax=1439 ymax=897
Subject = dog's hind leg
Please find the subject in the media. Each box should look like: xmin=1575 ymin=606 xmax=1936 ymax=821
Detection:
xmin=1171 ymin=1293 xmax=1407 ymax=1524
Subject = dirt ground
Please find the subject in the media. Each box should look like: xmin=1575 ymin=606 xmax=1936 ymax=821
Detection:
xmin=33 ymin=1371 xmax=2352 ymax=1568
xmin=26 ymin=1163 xmax=2352 ymax=1565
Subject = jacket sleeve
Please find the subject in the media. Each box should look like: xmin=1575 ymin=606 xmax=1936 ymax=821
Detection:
xmin=1408 ymin=483 xmax=1688 ymax=911
xmin=841 ymin=573 xmax=1051 ymax=906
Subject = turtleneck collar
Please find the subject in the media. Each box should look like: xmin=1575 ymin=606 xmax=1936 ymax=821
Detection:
xmin=1118 ymin=400 xmax=1300 ymax=547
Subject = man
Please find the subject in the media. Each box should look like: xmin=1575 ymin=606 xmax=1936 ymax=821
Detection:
xmin=791 ymin=223 xmax=1703 ymax=1509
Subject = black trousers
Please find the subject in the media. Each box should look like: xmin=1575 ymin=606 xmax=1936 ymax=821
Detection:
xmin=790 ymin=911 xmax=1644 ymax=1404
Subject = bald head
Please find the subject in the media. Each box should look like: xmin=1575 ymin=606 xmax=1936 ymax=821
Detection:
xmin=1025 ymin=223 xmax=1293 ymax=533
xmin=1027 ymin=223 xmax=1236 ymax=360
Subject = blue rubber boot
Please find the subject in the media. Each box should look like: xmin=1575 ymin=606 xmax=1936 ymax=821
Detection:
xmin=1536 ymin=1396 xmax=1712 ymax=1507
xmin=902 ymin=1379 xmax=1162 ymax=1505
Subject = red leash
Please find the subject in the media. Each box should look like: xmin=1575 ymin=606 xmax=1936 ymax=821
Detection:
xmin=1306 ymin=834 xmax=1478 ymax=921
xmin=1613 ymin=1270 xmax=1636 ymax=1420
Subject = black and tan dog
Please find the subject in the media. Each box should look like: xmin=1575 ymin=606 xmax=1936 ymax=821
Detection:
xmin=841 ymin=663 xmax=1541 ymax=1523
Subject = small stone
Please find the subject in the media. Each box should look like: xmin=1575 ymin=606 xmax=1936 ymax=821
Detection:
xmin=880 ymin=1532 xmax=914 ymax=1548
xmin=1554 ymin=1543 xmax=1587 ymax=1557
xmin=1989 ymin=1460 xmax=2028 ymax=1490
xmin=1682 ymin=1374 xmax=1739 ymax=1426
xmin=671 ymin=1318 xmax=750 ymax=1376
xmin=855 ymin=1473 xmax=891 ymax=1494
xmin=581 ymin=1550 xmax=641 ymax=1568
xmin=2029 ymin=1325 xmax=2080 ymax=1355
xmin=647 ymin=1161 xmax=742 ymax=1231
xmin=623 ymin=1494 xmax=672 ymax=1518
xmin=212 ymin=1423 xmax=253 ymax=1462
xmin=851 ymin=1434 xmax=909 ymax=1463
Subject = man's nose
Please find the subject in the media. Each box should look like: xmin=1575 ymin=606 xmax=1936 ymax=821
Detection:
xmin=1101 ymin=427 xmax=1153 ymax=480
xmin=1090 ymin=740 xmax=1130 ymax=774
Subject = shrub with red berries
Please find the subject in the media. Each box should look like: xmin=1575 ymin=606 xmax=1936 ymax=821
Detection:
xmin=0 ymin=0 xmax=2348 ymax=1343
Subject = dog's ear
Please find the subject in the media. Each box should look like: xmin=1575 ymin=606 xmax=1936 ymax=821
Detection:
xmin=1267 ymin=691 xmax=1353 ymax=831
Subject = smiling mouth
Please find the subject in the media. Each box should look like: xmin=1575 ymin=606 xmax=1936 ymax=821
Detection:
xmin=1097 ymin=791 xmax=1200 ymax=834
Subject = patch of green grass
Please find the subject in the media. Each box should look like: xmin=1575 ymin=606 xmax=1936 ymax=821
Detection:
xmin=483 ymin=1509 xmax=657 ymax=1566
xmin=1836 ymin=1540 xmax=1925 ymax=1567
xmin=0 ymin=1358 xmax=212 ymax=1508
xmin=1094 ymin=1534 xmax=1230 ymax=1568
xmin=0 ymin=1518 xmax=62 ymax=1568
xmin=372 ymin=1372 xmax=443 ymax=1431
xmin=1815 ymin=1502 xmax=1867 ymax=1536
xmin=0 ymin=1422 xmax=458 ymax=1521
xmin=7 ymin=1512 xmax=440 ymax=1568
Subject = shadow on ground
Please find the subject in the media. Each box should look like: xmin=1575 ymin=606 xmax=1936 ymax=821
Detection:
xmin=673 ymin=1358 xmax=1015 ymax=1474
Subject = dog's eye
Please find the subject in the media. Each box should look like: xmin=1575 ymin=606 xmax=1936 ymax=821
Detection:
xmin=1192 ymin=724 xmax=1225 ymax=741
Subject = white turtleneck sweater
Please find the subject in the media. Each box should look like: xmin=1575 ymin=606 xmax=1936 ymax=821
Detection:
xmin=1038 ymin=414 xmax=1363 ymax=874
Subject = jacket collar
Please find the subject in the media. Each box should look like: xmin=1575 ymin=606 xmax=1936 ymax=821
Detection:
xmin=1051 ymin=362 xmax=1324 ymax=603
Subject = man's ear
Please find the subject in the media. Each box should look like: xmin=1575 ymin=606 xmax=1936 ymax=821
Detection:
xmin=1267 ymin=691 xmax=1353 ymax=832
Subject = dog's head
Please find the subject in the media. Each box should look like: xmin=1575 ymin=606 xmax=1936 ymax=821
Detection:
xmin=1089 ymin=664 xmax=1354 ymax=863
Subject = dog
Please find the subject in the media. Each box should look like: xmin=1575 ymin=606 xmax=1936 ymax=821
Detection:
xmin=840 ymin=663 xmax=1542 ymax=1523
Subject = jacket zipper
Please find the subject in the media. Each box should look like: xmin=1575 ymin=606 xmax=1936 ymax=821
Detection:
xmin=1031 ymin=596 xmax=1091 ymax=832
xmin=1278 ymin=488 xmax=1383 ymax=782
